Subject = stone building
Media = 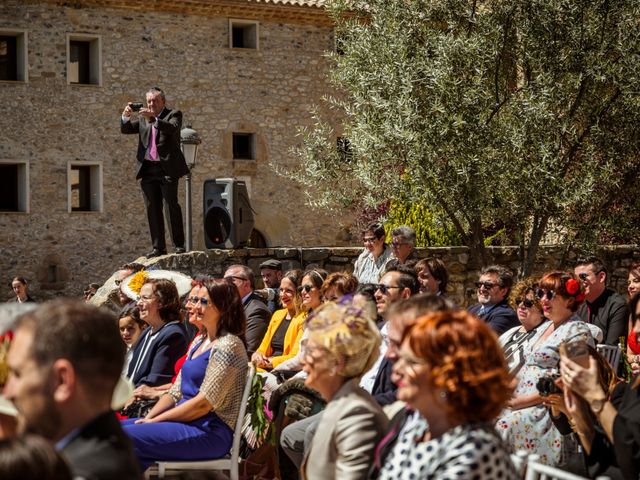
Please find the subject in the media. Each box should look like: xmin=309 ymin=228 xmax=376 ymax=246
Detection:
xmin=0 ymin=0 xmax=352 ymax=299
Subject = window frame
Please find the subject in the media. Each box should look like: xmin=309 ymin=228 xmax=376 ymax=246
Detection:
xmin=0 ymin=29 xmax=28 ymax=83
xmin=0 ymin=160 xmax=29 ymax=213
xmin=67 ymin=161 xmax=103 ymax=213
xmin=228 ymin=19 xmax=259 ymax=50
xmin=66 ymin=33 xmax=102 ymax=86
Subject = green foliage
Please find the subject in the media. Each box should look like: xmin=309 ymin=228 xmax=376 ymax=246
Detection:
xmin=385 ymin=200 xmax=461 ymax=247
xmin=284 ymin=0 xmax=640 ymax=274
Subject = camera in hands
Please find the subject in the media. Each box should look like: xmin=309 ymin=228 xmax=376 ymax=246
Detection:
xmin=130 ymin=102 xmax=144 ymax=112
xmin=536 ymin=374 xmax=561 ymax=397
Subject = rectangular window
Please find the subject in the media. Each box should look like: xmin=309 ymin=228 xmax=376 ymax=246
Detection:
xmin=68 ymin=163 xmax=102 ymax=212
xmin=233 ymin=133 xmax=256 ymax=160
xmin=229 ymin=20 xmax=259 ymax=49
xmin=0 ymin=161 xmax=29 ymax=212
xmin=67 ymin=35 xmax=101 ymax=85
xmin=0 ymin=30 xmax=27 ymax=82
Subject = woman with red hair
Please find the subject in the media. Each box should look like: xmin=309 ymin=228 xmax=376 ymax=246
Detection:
xmin=496 ymin=271 xmax=598 ymax=466
xmin=378 ymin=310 xmax=516 ymax=479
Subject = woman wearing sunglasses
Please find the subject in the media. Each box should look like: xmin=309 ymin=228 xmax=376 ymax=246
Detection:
xmin=122 ymin=278 xmax=248 ymax=470
xmin=496 ymin=271 xmax=597 ymax=466
xmin=499 ymin=278 xmax=549 ymax=376
xmin=252 ymin=270 xmax=306 ymax=371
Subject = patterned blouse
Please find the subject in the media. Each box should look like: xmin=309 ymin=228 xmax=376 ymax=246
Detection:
xmin=353 ymin=245 xmax=394 ymax=284
xmin=168 ymin=333 xmax=248 ymax=430
xmin=379 ymin=415 xmax=517 ymax=480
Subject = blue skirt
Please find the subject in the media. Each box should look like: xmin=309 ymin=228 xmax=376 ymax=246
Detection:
xmin=122 ymin=412 xmax=233 ymax=470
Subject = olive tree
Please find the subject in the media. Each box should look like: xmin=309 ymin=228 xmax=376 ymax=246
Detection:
xmin=289 ymin=0 xmax=640 ymax=275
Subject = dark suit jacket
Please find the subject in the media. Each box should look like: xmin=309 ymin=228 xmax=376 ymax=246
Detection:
xmin=127 ymin=321 xmax=188 ymax=387
xmin=61 ymin=411 xmax=140 ymax=480
xmin=371 ymin=357 xmax=397 ymax=406
xmin=243 ymin=292 xmax=270 ymax=357
xmin=120 ymin=107 xmax=189 ymax=180
xmin=468 ymin=299 xmax=519 ymax=335
xmin=577 ymin=288 xmax=628 ymax=346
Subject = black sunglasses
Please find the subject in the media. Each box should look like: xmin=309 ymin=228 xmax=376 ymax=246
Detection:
xmin=515 ymin=298 xmax=535 ymax=308
xmin=297 ymin=284 xmax=315 ymax=293
xmin=475 ymin=281 xmax=498 ymax=290
xmin=374 ymin=284 xmax=403 ymax=295
xmin=536 ymin=289 xmax=556 ymax=301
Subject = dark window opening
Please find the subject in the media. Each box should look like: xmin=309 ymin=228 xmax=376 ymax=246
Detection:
xmin=69 ymin=40 xmax=90 ymax=84
xmin=231 ymin=23 xmax=257 ymax=49
xmin=0 ymin=164 xmax=18 ymax=211
xmin=71 ymin=165 xmax=92 ymax=211
xmin=233 ymin=133 xmax=255 ymax=160
xmin=0 ymin=35 xmax=17 ymax=81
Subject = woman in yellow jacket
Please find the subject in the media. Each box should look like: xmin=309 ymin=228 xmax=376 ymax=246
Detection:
xmin=252 ymin=270 xmax=306 ymax=370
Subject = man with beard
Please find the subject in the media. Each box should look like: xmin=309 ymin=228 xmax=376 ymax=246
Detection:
xmin=4 ymin=300 xmax=140 ymax=479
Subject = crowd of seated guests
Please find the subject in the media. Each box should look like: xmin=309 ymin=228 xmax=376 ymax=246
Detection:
xmin=2 ymin=236 xmax=638 ymax=480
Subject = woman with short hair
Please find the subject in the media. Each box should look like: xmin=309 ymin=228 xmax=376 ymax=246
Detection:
xmin=379 ymin=310 xmax=516 ymax=479
xmin=353 ymin=222 xmax=393 ymax=284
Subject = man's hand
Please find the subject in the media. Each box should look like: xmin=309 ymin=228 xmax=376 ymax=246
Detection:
xmin=139 ymin=107 xmax=157 ymax=121
xmin=122 ymin=103 xmax=133 ymax=118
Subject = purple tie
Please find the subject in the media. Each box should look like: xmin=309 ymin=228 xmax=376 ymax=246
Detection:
xmin=148 ymin=124 xmax=158 ymax=161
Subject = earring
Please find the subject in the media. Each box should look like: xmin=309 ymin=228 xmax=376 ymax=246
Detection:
xmin=439 ymin=390 xmax=447 ymax=399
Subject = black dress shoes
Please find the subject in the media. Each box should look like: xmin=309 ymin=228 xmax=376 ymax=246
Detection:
xmin=175 ymin=247 xmax=186 ymax=254
xmin=145 ymin=249 xmax=167 ymax=258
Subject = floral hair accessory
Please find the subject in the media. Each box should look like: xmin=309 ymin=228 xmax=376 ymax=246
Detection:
xmin=565 ymin=278 xmax=580 ymax=296
xmin=128 ymin=270 xmax=148 ymax=295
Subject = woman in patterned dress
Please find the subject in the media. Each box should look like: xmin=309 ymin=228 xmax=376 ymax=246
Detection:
xmin=378 ymin=310 xmax=516 ymax=479
xmin=496 ymin=271 xmax=595 ymax=465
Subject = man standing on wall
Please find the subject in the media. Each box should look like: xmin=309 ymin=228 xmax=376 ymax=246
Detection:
xmin=121 ymin=87 xmax=189 ymax=258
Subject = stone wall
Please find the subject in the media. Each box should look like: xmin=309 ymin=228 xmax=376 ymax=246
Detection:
xmin=0 ymin=0 xmax=352 ymax=299
xmin=88 ymin=245 xmax=640 ymax=308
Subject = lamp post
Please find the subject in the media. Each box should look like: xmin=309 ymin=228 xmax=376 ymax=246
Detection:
xmin=180 ymin=125 xmax=201 ymax=252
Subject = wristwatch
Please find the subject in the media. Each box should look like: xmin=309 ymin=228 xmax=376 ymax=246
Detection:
xmin=590 ymin=396 xmax=606 ymax=414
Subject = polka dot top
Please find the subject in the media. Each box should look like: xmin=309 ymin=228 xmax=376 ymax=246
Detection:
xmin=378 ymin=413 xmax=518 ymax=480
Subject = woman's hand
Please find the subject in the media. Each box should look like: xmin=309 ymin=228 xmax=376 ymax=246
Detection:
xmin=560 ymin=356 xmax=604 ymax=402
xmin=563 ymin=387 xmax=595 ymax=453
xmin=543 ymin=393 xmax=569 ymax=418
xmin=134 ymin=417 xmax=157 ymax=424
xmin=133 ymin=384 xmax=167 ymax=400
xmin=251 ymin=352 xmax=268 ymax=366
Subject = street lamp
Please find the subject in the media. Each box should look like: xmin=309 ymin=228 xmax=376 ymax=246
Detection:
xmin=180 ymin=125 xmax=201 ymax=252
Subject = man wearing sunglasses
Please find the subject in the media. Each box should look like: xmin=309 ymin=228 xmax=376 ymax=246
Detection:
xmin=467 ymin=265 xmax=519 ymax=335
xmin=574 ymin=256 xmax=628 ymax=345
xmin=224 ymin=264 xmax=270 ymax=357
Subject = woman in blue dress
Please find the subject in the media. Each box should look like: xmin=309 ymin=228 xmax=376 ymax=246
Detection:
xmin=122 ymin=278 xmax=248 ymax=470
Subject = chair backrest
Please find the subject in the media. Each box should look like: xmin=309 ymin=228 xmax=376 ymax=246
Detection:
xmin=230 ymin=363 xmax=256 ymax=469
xmin=511 ymin=450 xmax=529 ymax=478
xmin=525 ymin=454 xmax=594 ymax=480
xmin=596 ymin=344 xmax=621 ymax=371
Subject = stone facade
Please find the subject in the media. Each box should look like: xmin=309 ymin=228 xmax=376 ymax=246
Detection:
xmin=89 ymin=245 xmax=640 ymax=309
xmin=0 ymin=0 xmax=353 ymax=298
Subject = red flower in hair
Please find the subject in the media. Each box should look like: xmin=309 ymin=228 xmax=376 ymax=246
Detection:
xmin=565 ymin=278 xmax=580 ymax=296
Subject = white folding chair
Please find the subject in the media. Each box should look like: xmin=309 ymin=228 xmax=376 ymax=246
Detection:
xmin=525 ymin=454 xmax=611 ymax=480
xmin=596 ymin=344 xmax=621 ymax=371
xmin=511 ymin=450 xmax=529 ymax=478
xmin=150 ymin=363 xmax=256 ymax=480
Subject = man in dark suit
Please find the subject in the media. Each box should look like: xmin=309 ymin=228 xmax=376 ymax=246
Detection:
xmin=575 ymin=256 xmax=628 ymax=345
xmin=4 ymin=300 xmax=140 ymax=479
xmin=224 ymin=264 xmax=270 ymax=356
xmin=121 ymin=87 xmax=189 ymax=258
xmin=467 ymin=264 xmax=519 ymax=335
